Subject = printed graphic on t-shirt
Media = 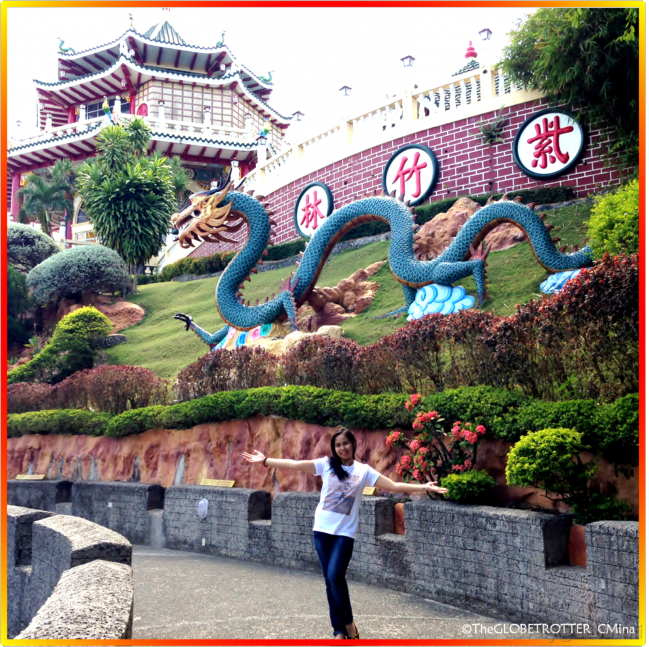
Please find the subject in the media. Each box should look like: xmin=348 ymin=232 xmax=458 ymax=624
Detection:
xmin=322 ymin=473 xmax=362 ymax=515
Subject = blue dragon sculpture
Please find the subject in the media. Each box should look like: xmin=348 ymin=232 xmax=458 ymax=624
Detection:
xmin=172 ymin=183 xmax=592 ymax=347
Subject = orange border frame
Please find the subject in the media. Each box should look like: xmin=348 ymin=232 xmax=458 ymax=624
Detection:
xmin=0 ymin=0 xmax=647 ymax=647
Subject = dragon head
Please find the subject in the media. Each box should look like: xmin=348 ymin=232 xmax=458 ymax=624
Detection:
xmin=171 ymin=181 xmax=246 ymax=248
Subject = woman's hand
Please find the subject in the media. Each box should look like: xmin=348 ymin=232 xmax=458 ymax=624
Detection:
xmin=423 ymin=481 xmax=448 ymax=495
xmin=243 ymin=450 xmax=266 ymax=464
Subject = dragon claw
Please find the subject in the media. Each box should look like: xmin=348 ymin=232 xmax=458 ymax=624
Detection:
xmin=174 ymin=312 xmax=193 ymax=331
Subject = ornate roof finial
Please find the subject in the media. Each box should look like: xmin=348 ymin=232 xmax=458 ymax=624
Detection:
xmin=57 ymin=37 xmax=76 ymax=55
xmin=465 ymin=41 xmax=478 ymax=59
xmin=129 ymin=13 xmax=133 ymax=28
xmin=216 ymin=31 xmax=226 ymax=47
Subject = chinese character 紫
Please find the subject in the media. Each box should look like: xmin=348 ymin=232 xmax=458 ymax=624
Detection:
xmin=526 ymin=116 xmax=574 ymax=169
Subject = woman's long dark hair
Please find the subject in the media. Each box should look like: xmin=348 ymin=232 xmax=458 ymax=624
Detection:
xmin=329 ymin=428 xmax=357 ymax=481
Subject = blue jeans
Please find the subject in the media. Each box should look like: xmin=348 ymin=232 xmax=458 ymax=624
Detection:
xmin=313 ymin=531 xmax=355 ymax=636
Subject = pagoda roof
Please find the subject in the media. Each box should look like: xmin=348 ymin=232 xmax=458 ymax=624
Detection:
xmin=7 ymin=118 xmax=259 ymax=175
xmin=36 ymin=53 xmax=292 ymax=131
xmin=452 ymin=59 xmax=480 ymax=77
xmin=142 ymin=20 xmax=187 ymax=45
xmin=55 ymin=28 xmax=273 ymax=98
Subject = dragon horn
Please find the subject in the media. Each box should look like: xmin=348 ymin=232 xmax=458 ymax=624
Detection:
xmin=257 ymin=259 xmax=264 ymax=265
xmin=412 ymin=224 xmax=420 ymax=232
xmin=246 ymin=300 xmax=250 ymax=306
xmin=265 ymin=296 xmax=269 ymax=303
xmin=559 ymin=245 xmax=568 ymax=253
xmin=539 ymin=213 xmax=547 ymax=220
xmin=404 ymin=199 xmax=411 ymax=207
xmin=254 ymin=194 xmax=265 ymax=202
xmin=238 ymin=283 xmax=244 ymax=290
xmin=255 ymin=299 xmax=260 ymax=306
xmin=409 ymin=207 xmax=415 ymax=214
xmin=235 ymin=291 xmax=243 ymax=298
xmin=272 ymin=293 xmax=276 ymax=299
xmin=411 ymin=213 xmax=417 ymax=222
xmin=551 ymin=237 xmax=561 ymax=244
xmin=501 ymin=193 xmax=510 ymax=201
xmin=250 ymin=267 xmax=258 ymax=274
xmin=263 ymin=249 xmax=269 ymax=257
xmin=526 ymin=202 xmax=536 ymax=210
xmin=584 ymin=237 xmax=589 ymax=244
xmin=246 ymin=189 xmax=255 ymax=196
xmin=295 ymin=261 xmax=300 ymax=268
xmin=572 ymin=244 xmax=579 ymax=252
xmin=379 ymin=189 xmax=387 ymax=197
xmin=298 ymin=251 xmax=304 ymax=259
xmin=389 ymin=190 xmax=396 ymax=198
xmin=513 ymin=195 xmax=524 ymax=202
xmin=545 ymin=224 xmax=555 ymax=231
xmin=486 ymin=196 xmax=495 ymax=205
xmin=269 ymin=218 xmax=277 ymax=226
xmin=398 ymin=193 xmax=405 ymax=202
xmin=244 ymin=275 xmax=252 ymax=282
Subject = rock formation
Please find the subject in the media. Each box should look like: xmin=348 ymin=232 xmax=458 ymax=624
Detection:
xmin=298 ymin=261 xmax=386 ymax=331
xmin=413 ymin=197 xmax=528 ymax=261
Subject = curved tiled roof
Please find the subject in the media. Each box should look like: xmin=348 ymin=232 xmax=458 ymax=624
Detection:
xmin=142 ymin=21 xmax=187 ymax=45
xmin=8 ymin=119 xmax=259 ymax=156
xmin=36 ymin=55 xmax=292 ymax=123
xmin=452 ymin=59 xmax=480 ymax=77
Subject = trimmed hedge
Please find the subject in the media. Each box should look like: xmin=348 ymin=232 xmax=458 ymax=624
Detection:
xmin=7 ymin=409 xmax=112 ymax=438
xmin=6 ymin=385 xmax=638 ymax=464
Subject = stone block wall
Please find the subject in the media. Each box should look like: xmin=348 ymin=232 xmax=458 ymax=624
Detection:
xmin=191 ymin=98 xmax=621 ymax=257
xmin=71 ymin=481 xmax=164 ymax=545
xmin=7 ymin=505 xmax=133 ymax=639
xmin=7 ymin=479 xmax=72 ymax=512
xmin=6 ymin=481 xmax=639 ymax=638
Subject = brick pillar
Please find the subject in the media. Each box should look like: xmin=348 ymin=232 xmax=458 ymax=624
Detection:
xmin=67 ymin=105 xmax=76 ymax=124
xmin=10 ymin=171 xmax=21 ymax=218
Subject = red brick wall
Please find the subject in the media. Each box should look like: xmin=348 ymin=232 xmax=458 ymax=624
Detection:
xmin=190 ymin=99 xmax=619 ymax=258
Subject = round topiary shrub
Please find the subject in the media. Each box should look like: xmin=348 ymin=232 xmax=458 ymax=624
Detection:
xmin=7 ymin=223 xmax=60 ymax=272
xmin=440 ymin=470 xmax=496 ymax=504
xmin=505 ymin=428 xmax=595 ymax=499
xmin=27 ymin=245 xmax=130 ymax=305
xmin=587 ymin=179 xmax=639 ymax=257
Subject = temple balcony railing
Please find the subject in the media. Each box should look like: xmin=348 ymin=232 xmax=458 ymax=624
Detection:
xmin=241 ymin=66 xmax=543 ymax=198
xmin=8 ymin=114 xmax=266 ymax=156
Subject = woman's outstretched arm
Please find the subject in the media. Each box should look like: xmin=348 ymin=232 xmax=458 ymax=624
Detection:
xmin=243 ymin=449 xmax=317 ymax=475
xmin=374 ymin=474 xmax=448 ymax=495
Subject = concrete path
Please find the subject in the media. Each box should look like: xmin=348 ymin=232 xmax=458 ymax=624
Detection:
xmin=132 ymin=547 xmax=550 ymax=641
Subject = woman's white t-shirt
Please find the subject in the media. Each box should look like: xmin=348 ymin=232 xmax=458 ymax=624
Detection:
xmin=312 ymin=457 xmax=381 ymax=539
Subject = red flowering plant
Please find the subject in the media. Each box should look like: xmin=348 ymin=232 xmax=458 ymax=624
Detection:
xmin=386 ymin=394 xmax=487 ymax=487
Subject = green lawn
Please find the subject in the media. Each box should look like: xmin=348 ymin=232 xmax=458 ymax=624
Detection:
xmin=106 ymin=202 xmax=593 ymax=378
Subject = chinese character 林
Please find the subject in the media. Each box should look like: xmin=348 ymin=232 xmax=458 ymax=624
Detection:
xmin=300 ymin=191 xmax=326 ymax=231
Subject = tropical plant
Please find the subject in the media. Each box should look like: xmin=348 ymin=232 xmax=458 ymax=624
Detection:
xmin=18 ymin=162 xmax=75 ymax=236
xmin=385 ymin=393 xmax=488 ymax=485
xmin=500 ymin=7 xmax=639 ymax=169
xmin=476 ymin=107 xmax=507 ymax=146
xmin=27 ymin=245 xmax=130 ymax=305
xmin=76 ymin=118 xmax=178 ymax=290
xmin=587 ymin=179 xmax=639 ymax=257
xmin=7 ymin=223 xmax=60 ymax=272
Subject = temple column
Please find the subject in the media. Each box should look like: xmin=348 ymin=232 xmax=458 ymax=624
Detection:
xmin=10 ymin=171 xmax=21 ymax=218
xmin=130 ymin=91 xmax=136 ymax=115
xmin=67 ymin=106 xmax=76 ymax=124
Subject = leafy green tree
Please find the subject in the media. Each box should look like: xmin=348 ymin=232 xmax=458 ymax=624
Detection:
xmin=18 ymin=161 xmax=75 ymax=236
xmin=500 ymin=8 xmax=639 ymax=169
xmin=7 ymin=265 xmax=33 ymax=347
xmin=167 ymin=154 xmax=192 ymax=209
xmin=76 ymin=118 xmax=178 ymax=290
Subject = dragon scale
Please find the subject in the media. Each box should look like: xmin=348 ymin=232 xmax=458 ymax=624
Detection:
xmin=173 ymin=187 xmax=592 ymax=346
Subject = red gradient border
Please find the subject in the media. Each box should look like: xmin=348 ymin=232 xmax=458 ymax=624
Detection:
xmin=0 ymin=0 xmax=647 ymax=647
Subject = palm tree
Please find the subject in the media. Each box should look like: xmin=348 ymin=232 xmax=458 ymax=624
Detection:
xmin=18 ymin=170 xmax=74 ymax=237
xmin=166 ymin=154 xmax=192 ymax=210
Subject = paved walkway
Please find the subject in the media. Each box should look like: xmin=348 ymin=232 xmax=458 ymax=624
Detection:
xmin=132 ymin=547 xmax=548 ymax=641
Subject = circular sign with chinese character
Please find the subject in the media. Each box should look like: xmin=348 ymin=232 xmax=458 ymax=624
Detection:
xmin=294 ymin=182 xmax=334 ymax=239
xmin=382 ymin=144 xmax=439 ymax=206
xmin=513 ymin=108 xmax=585 ymax=180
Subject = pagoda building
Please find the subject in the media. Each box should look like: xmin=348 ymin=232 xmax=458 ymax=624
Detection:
xmin=7 ymin=16 xmax=294 ymax=244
